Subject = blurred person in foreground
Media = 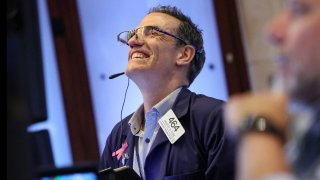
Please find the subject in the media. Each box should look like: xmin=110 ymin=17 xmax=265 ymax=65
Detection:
xmin=224 ymin=0 xmax=320 ymax=179
xmin=99 ymin=5 xmax=235 ymax=180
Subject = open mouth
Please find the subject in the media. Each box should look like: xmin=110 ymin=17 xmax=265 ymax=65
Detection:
xmin=130 ymin=52 xmax=150 ymax=60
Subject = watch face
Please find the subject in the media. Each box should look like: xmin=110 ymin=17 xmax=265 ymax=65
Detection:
xmin=254 ymin=117 xmax=268 ymax=131
xmin=240 ymin=116 xmax=268 ymax=132
xmin=239 ymin=115 xmax=285 ymax=143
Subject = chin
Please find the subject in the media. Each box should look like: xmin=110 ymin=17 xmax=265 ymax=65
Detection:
xmin=125 ymin=69 xmax=135 ymax=78
xmin=125 ymin=68 xmax=147 ymax=80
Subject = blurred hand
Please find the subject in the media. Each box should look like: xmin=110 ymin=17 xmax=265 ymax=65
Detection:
xmin=224 ymin=91 xmax=289 ymax=135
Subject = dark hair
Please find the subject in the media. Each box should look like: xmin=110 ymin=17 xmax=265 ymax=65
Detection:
xmin=148 ymin=6 xmax=205 ymax=85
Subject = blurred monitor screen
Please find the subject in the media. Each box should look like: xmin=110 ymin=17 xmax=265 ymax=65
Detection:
xmin=39 ymin=172 xmax=97 ymax=180
xmin=36 ymin=164 xmax=98 ymax=180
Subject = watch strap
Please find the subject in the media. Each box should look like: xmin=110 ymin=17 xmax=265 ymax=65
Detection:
xmin=239 ymin=115 xmax=286 ymax=143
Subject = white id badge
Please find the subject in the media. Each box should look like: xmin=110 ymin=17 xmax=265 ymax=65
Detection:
xmin=158 ymin=109 xmax=185 ymax=144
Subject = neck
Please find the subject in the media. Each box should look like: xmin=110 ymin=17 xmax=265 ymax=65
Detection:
xmin=139 ymin=80 xmax=186 ymax=113
xmin=129 ymin=70 xmax=189 ymax=112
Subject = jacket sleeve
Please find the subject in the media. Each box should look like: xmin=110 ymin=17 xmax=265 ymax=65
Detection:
xmin=98 ymin=120 xmax=125 ymax=171
xmin=204 ymin=105 xmax=236 ymax=180
xmin=98 ymin=115 xmax=133 ymax=171
xmin=99 ymin=133 xmax=114 ymax=171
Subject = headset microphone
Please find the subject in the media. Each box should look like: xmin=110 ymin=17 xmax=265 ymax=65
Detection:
xmin=109 ymin=72 xmax=125 ymax=79
xmin=108 ymin=71 xmax=130 ymax=156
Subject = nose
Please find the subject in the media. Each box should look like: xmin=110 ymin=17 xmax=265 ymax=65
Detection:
xmin=127 ymin=33 xmax=144 ymax=48
xmin=265 ymin=12 xmax=289 ymax=46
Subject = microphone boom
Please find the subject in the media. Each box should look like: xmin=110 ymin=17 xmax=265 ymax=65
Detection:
xmin=109 ymin=72 xmax=125 ymax=79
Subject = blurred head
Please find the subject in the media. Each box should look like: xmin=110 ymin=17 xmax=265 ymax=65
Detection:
xmin=123 ymin=6 xmax=205 ymax=87
xmin=267 ymin=0 xmax=320 ymax=105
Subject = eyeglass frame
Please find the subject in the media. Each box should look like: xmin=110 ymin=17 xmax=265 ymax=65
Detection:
xmin=117 ymin=26 xmax=203 ymax=54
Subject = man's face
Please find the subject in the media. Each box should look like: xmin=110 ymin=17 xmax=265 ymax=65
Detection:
xmin=125 ymin=13 xmax=182 ymax=84
xmin=267 ymin=0 xmax=320 ymax=103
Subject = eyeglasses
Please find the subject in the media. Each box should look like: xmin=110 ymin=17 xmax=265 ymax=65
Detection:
xmin=117 ymin=26 xmax=203 ymax=54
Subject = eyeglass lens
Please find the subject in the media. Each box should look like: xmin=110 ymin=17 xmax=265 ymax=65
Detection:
xmin=120 ymin=26 xmax=154 ymax=44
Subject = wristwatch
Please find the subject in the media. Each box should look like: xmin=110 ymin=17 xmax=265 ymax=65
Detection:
xmin=239 ymin=115 xmax=286 ymax=143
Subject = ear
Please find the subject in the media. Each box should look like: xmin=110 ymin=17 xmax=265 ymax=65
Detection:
xmin=176 ymin=45 xmax=196 ymax=66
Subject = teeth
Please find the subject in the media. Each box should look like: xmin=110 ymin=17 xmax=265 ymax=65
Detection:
xmin=132 ymin=52 xmax=147 ymax=59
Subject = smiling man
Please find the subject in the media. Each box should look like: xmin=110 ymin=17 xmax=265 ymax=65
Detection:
xmin=99 ymin=5 xmax=235 ymax=180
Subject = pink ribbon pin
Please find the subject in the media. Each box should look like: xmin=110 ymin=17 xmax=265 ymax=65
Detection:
xmin=112 ymin=142 xmax=128 ymax=160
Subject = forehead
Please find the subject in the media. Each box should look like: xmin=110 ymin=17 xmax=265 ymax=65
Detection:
xmin=138 ymin=12 xmax=181 ymax=30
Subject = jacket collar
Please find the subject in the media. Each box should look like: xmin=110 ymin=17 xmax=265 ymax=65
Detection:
xmin=149 ymin=87 xmax=192 ymax=152
xmin=171 ymin=87 xmax=192 ymax=119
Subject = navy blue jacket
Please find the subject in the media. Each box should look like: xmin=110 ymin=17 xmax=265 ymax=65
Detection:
xmin=100 ymin=88 xmax=235 ymax=180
